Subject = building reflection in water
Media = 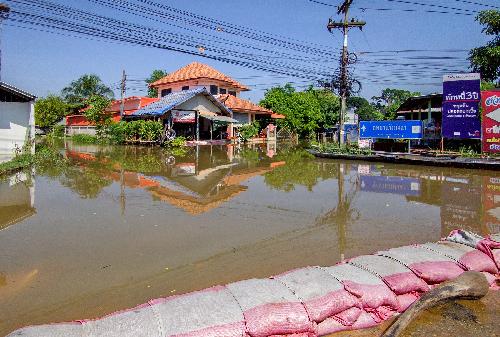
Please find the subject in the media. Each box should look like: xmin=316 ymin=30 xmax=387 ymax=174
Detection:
xmin=0 ymin=171 xmax=35 ymax=231
xmin=62 ymin=142 xmax=286 ymax=215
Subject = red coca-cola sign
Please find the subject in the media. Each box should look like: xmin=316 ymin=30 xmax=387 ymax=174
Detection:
xmin=482 ymin=90 xmax=500 ymax=153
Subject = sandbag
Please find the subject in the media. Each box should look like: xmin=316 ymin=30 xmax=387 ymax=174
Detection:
xmin=226 ymin=278 xmax=314 ymax=337
xmin=273 ymin=267 xmax=360 ymax=323
xmin=446 ymin=230 xmax=500 ymax=270
xmin=7 ymin=323 xmax=85 ymax=337
xmin=322 ymin=263 xmax=399 ymax=322
xmin=347 ymin=255 xmax=429 ymax=295
xmin=420 ymin=242 xmax=498 ymax=275
xmin=146 ymin=286 xmax=245 ymax=337
xmin=84 ymin=304 xmax=161 ymax=337
xmin=378 ymin=245 xmax=465 ymax=284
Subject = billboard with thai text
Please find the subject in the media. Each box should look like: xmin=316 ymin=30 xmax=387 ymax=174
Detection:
xmin=442 ymin=73 xmax=481 ymax=139
xmin=481 ymin=90 xmax=500 ymax=153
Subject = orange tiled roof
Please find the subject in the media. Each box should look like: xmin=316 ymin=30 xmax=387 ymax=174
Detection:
xmin=150 ymin=62 xmax=249 ymax=91
xmin=217 ymin=94 xmax=273 ymax=115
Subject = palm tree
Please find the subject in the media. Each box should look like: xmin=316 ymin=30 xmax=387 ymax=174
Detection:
xmin=61 ymin=74 xmax=114 ymax=104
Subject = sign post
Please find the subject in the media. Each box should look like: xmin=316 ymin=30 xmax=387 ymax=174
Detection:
xmin=442 ymin=73 xmax=481 ymax=139
xmin=481 ymin=90 xmax=500 ymax=154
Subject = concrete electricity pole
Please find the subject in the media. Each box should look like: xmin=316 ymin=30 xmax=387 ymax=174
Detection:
xmin=327 ymin=0 xmax=365 ymax=145
xmin=0 ymin=3 xmax=10 ymax=82
xmin=119 ymin=70 xmax=127 ymax=118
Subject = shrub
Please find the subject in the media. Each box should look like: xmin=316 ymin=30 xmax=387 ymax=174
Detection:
xmin=72 ymin=134 xmax=99 ymax=144
xmin=238 ymin=122 xmax=260 ymax=142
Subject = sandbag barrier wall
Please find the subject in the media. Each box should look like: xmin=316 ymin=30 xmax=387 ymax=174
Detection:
xmin=8 ymin=230 xmax=500 ymax=337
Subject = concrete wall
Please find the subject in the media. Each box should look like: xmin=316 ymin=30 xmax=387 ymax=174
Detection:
xmin=0 ymin=102 xmax=34 ymax=158
xmin=66 ymin=126 xmax=97 ymax=136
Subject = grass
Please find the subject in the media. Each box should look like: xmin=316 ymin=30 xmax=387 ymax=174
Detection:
xmin=71 ymin=134 xmax=101 ymax=144
xmin=0 ymin=153 xmax=33 ymax=176
xmin=314 ymin=142 xmax=373 ymax=156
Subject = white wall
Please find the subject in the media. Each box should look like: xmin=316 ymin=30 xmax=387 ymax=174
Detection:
xmin=177 ymin=95 xmax=224 ymax=114
xmin=0 ymin=102 xmax=34 ymax=158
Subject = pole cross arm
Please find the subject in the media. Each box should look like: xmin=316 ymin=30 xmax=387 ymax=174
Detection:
xmin=327 ymin=20 xmax=366 ymax=32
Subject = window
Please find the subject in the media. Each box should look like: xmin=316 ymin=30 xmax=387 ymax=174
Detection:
xmin=209 ymin=85 xmax=218 ymax=95
xmin=161 ymin=88 xmax=172 ymax=97
xmin=219 ymin=88 xmax=227 ymax=94
xmin=182 ymin=86 xmax=190 ymax=91
xmin=228 ymin=91 xmax=237 ymax=96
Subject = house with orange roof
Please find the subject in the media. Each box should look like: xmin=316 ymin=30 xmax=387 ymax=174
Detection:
xmin=149 ymin=62 xmax=284 ymax=141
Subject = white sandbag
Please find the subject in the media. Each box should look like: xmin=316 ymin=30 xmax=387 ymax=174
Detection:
xmin=273 ymin=266 xmax=360 ymax=324
xmin=148 ymin=285 xmax=245 ymax=337
xmin=6 ymin=323 xmax=85 ymax=337
xmin=378 ymin=245 xmax=465 ymax=284
xmin=227 ymin=278 xmax=313 ymax=337
xmin=347 ymin=255 xmax=429 ymax=295
xmin=85 ymin=305 xmax=160 ymax=337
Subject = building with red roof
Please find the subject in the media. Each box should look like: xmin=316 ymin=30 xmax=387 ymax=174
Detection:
xmin=66 ymin=96 xmax=159 ymax=134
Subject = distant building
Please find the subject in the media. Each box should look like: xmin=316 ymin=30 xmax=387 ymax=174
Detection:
xmin=396 ymin=93 xmax=442 ymax=140
xmin=0 ymin=82 xmax=36 ymax=162
xmin=126 ymin=88 xmax=237 ymax=141
xmin=65 ymin=96 xmax=159 ymax=135
xmin=149 ymin=62 xmax=284 ymax=139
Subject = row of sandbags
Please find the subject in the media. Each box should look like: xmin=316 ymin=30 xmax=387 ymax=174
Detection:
xmin=8 ymin=230 xmax=499 ymax=337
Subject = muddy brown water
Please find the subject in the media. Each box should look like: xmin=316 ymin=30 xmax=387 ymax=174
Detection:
xmin=0 ymin=142 xmax=498 ymax=336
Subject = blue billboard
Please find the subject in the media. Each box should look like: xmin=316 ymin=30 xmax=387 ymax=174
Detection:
xmin=442 ymin=73 xmax=481 ymax=139
xmin=361 ymin=176 xmax=421 ymax=196
xmin=359 ymin=120 xmax=423 ymax=139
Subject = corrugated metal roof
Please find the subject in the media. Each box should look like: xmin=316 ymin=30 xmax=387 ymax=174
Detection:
xmin=127 ymin=88 xmax=232 ymax=118
xmin=0 ymin=82 xmax=37 ymax=101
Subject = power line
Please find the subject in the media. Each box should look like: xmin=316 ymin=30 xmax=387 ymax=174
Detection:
xmin=383 ymin=0 xmax=479 ymax=13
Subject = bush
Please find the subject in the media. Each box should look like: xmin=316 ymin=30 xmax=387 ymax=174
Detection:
xmin=106 ymin=120 xmax=163 ymax=143
xmin=49 ymin=125 xmax=65 ymax=138
xmin=107 ymin=122 xmax=127 ymax=144
xmin=166 ymin=136 xmax=186 ymax=148
xmin=72 ymin=134 xmax=99 ymax=144
xmin=239 ymin=122 xmax=260 ymax=142
xmin=318 ymin=142 xmax=372 ymax=155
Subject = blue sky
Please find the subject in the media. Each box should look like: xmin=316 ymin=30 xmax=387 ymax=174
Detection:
xmin=1 ymin=0 xmax=497 ymax=102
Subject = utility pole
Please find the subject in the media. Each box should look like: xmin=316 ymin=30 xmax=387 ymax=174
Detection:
xmin=0 ymin=3 xmax=10 ymax=82
xmin=327 ymin=0 xmax=365 ymax=145
xmin=119 ymin=70 xmax=126 ymax=119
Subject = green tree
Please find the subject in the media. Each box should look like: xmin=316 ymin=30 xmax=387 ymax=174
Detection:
xmin=469 ymin=10 xmax=500 ymax=84
xmin=347 ymin=96 xmax=384 ymax=121
xmin=146 ymin=69 xmax=168 ymax=98
xmin=34 ymin=95 xmax=70 ymax=129
xmin=61 ymin=74 xmax=114 ymax=104
xmin=372 ymin=88 xmax=420 ymax=120
xmin=84 ymin=95 xmax=112 ymax=136
xmin=259 ymin=84 xmax=335 ymax=138
xmin=312 ymin=88 xmax=340 ymax=129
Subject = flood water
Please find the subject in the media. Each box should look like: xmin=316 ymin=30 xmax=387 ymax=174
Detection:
xmin=0 ymin=141 xmax=499 ymax=335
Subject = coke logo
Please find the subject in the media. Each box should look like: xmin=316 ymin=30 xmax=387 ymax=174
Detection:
xmin=485 ymin=95 xmax=500 ymax=107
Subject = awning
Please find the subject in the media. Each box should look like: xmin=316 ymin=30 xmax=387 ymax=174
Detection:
xmin=200 ymin=114 xmax=239 ymax=123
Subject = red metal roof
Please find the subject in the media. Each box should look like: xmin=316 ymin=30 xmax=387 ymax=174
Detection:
xmin=150 ymin=62 xmax=249 ymax=91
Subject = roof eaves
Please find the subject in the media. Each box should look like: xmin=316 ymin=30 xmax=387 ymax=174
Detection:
xmin=0 ymin=82 xmax=37 ymax=101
